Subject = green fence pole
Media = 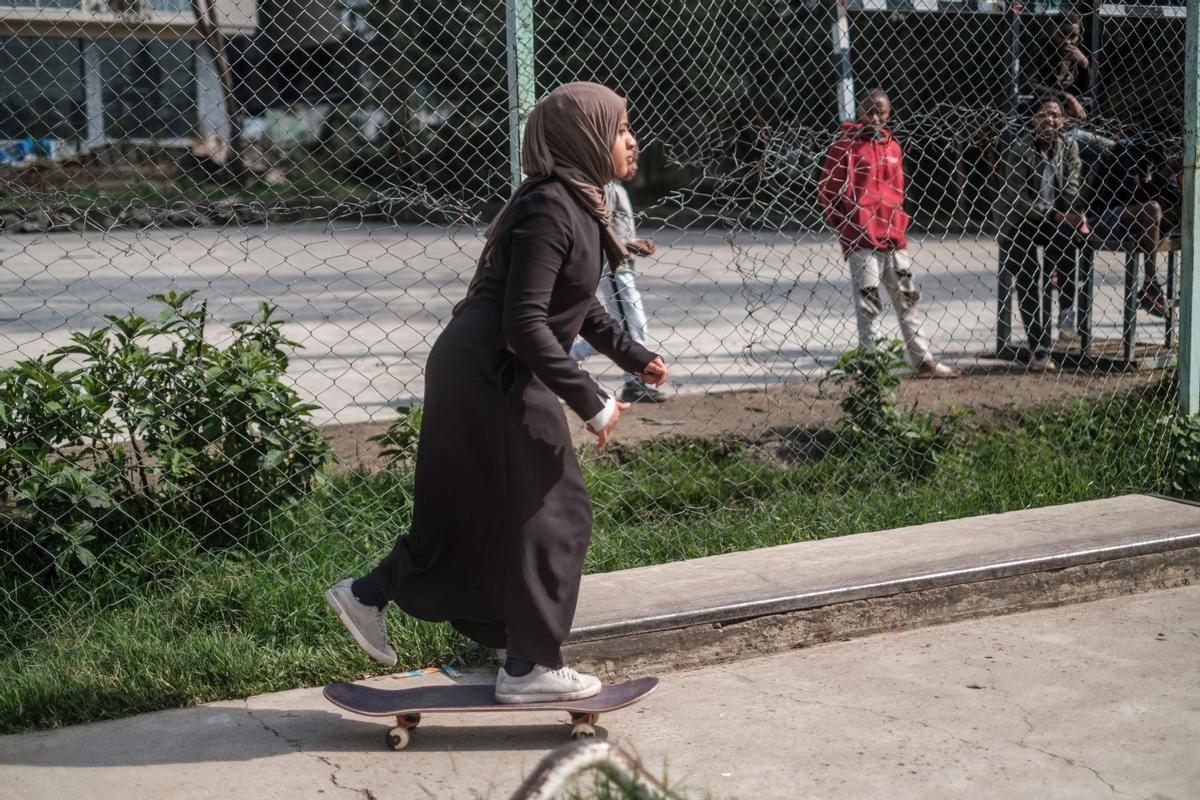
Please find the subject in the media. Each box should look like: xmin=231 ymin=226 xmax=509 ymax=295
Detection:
xmin=506 ymin=0 xmax=536 ymax=190
xmin=1182 ymin=0 xmax=1200 ymax=416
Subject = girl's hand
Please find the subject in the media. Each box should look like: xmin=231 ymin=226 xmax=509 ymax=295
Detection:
xmin=625 ymin=237 xmax=656 ymax=256
xmin=586 ymin=401 xmax=631 ymax=449
xmin=637 ymin=356 xmax=669 ymax=387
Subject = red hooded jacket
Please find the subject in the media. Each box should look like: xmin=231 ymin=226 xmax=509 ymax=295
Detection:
xmin=817 ymin=122 xmax=910 ymax=255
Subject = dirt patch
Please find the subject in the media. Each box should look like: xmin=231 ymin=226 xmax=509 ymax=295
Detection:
xmin=319 ymin=357 xmax=1167 ymax=472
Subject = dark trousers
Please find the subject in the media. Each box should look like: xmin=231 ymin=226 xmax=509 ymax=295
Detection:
xmin=354 ymin=558 xmax=511 ymax=649
xmin=1005 ymin=215 xmax=1078 ymax=356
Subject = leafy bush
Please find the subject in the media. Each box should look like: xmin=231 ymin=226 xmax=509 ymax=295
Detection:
xmin=0 ymin=291 xmax=335 ymax=584
xmin=1170 ymin=413 xmax=1200 ymax=500
xmin=823 ymin=340 xmax=957 ymax=479
xmin=368 ymin=404 xmax=424 ymax=467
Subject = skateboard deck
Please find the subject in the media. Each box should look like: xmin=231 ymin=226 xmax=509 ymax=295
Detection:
xmin=324 ymin=676 xmax=658 ymax=750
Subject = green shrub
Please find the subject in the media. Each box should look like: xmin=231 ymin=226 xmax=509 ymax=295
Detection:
xmin=368 ymin=404 xmax=424 ymax=466
xmin=823 ymin=340 xmax=958 ymax=480
xmin=0 ymin=291 xmax=335 ymax=585
xmin=1170 ymin=413 xmax=1200 ymax=500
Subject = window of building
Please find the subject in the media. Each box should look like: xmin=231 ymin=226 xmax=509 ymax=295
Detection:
xmin=0 ymin=36 xmax=86 ymax=141
xmin=98 ymin=38 xmax=198 ymax=139
xmin=148 ymin=0 xmax=192 ymax=12
xmin=0 ymin=0 xmax=82 ymax=9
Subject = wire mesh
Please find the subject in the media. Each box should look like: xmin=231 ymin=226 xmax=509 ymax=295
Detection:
xmin=0 ymin=0 xmax=1193 ymax=694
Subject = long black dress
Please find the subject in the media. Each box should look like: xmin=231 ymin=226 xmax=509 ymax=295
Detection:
xmin=360 ymin=177 xmax=658 ymax=668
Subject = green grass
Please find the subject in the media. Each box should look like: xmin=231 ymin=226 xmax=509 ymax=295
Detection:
xmin=0 ymin=384 xmax=1180 ymax=733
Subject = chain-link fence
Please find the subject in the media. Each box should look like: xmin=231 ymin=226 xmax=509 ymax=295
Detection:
xmin=1 ymin=0 xmax=1196 ymax=727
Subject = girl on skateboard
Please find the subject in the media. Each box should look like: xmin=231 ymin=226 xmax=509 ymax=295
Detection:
xmin=325 ymin=82 xmax=669 ymax=704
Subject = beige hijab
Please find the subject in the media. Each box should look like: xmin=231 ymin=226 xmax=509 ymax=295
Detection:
xmin=454 ymin=82 xmax=630 ymax=314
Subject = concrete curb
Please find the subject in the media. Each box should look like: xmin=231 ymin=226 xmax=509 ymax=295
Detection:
xmin=564 ymin=494 xmax=1200 ymax=677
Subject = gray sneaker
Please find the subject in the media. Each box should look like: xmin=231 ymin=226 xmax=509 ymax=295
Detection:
xmin=494 ymin=664 xmax=602 ymax=704
xmin=324 ymin=579 xmax=397 ymax=666
xmin=620 ymin=380 xmax=666 ymax=404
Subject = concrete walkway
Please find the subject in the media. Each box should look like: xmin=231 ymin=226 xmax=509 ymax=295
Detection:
xmin=0 ymin=224 xmax=1153 ymax=426
xmin=2 ymin=584 xmax=1197 ymax=799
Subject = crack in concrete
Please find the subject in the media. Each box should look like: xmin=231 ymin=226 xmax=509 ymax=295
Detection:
xmin=737 ymin=678 xmax=1135 ymax=796
xmin=1018 ymin=743 xmax=1132 ymax=796
xmin=243 ymin=702 xmax=379 ymax=800
xmin=987 ymin=684 xmax=1035 ymax=743
xmin=989 ymin=691 xmax=1134 ymax=797
xmin=801 ymin=696 xmax=993 ymax=754
xmin=315 ymin=753 xmax=380 ymax=800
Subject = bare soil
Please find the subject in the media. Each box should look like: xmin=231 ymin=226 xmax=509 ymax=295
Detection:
xmin=320 ymin=355 xmax=1167 ymax=472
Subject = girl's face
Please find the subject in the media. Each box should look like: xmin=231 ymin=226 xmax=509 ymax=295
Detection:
xmin=610 ymin=112 xmax=638 ymax=180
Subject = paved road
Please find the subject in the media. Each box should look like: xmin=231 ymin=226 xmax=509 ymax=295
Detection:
xmin=0 ymin=223 xmax=1154 ymax=426
xmin=2 ymin=584 xmax=1196 ymax=799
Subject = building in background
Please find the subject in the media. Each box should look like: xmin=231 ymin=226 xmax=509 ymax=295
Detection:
xmin=232 ymin=0 xmax=362 ymax=114
xmin=0 ymin=0 xmax=256 ymax=151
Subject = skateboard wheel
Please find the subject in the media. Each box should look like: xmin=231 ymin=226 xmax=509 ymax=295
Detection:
xmin=385 ymin=726 xmax=411 ymax=751
xmin=570 ymin=723 xmax=596 ymax=741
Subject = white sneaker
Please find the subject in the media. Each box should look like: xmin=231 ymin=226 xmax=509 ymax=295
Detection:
xmin=494 ymin=664 xmax=602 ymax=704
xmin=1029 ymin=353 xmax=1058 ymax=372
xmin=1057 ymin=307 xmax=1078 ymax=343
xmin=324 ymin=579 xmax=397 ymax=666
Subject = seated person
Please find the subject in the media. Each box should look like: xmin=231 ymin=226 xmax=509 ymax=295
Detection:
xmin=1147 ymin=151 xmax=1183 ymax=235
xmin=1085 ymin=140 xmax=1169 ymax=318
xmin=1023 ymin=13 xmax=1115 ymax=169
xmin=1024 ymin=13 xmax=1090 ymax=123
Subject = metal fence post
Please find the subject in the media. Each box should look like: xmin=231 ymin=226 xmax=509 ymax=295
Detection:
xmin=1004 ymin=0 xmax=1023 ymax=119
xmin=832 ymin=0 xmax=856 ymax=124
xmin=1182 ymin=0 xmax=1200 ymax=416
xmin=506 ymin=0 xmax=537 ymax=190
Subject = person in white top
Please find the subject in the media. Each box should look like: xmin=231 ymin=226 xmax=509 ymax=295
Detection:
xmin=570 ymin=158 xmax=666 ymax=403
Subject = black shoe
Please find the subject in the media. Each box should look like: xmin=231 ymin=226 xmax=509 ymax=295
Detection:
xmin=1139 ymin=279 xmax=1168 ymax=319
xmin=620 ymin=380 xmax=666 ymax=404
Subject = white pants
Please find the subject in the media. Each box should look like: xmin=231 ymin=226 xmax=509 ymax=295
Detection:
xmin=570 ymin=264 xmax=649 ymax=382
xmin=847 ymin=248 xmax=932 ymax=366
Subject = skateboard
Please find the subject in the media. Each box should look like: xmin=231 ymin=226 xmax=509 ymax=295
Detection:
xmin=323 ymin=676 xmax=659 ymax=751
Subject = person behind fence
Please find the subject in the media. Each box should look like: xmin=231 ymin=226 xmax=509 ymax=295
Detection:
xmin=323 ymin=82 xmax=670 ymax=703
xmin=1024 ymin=13 xmax=1090 ymax=123
xmin=817 ymin=88 xmax=961 ymax=379
xmin=569 ymin=157 xmax=665 ymax=403
xmin=1148 ymin=151 xmax=1184 ymax=236
xmin=997 ymin=97 xmax=1086 ymax=370
xmin=1022 ymin=11 xmax=1118 ymax=174
xmin=1084 ymin=139 xmax=1170 ymax=318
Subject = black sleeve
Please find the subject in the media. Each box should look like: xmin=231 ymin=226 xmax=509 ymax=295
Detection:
xmin=578 ymin=295 xmax=658 ymax=377
xmin=501 ymin=193 xmax=608 ymax=421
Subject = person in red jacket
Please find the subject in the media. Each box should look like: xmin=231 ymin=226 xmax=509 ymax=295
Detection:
xmin=818 ymin=89 xmax=960 ymax=378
